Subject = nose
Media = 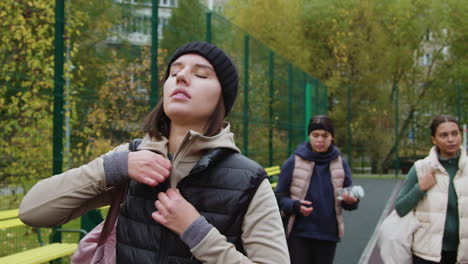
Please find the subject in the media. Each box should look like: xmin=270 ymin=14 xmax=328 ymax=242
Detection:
xmin=175 ymin=67 xmax=190 ymax=86
xmin=447 ymin=134 xmax=455 ymax=142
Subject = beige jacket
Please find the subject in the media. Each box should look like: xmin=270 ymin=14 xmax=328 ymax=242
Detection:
xmin=413 ymin=146 xmax=468 ymax=263
xmin=19 ymin=123 xmax=290 ymax=264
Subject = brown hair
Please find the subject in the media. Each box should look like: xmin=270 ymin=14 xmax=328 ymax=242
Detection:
xmin=430 ymin=114 xmax=462 ymax=137
xmin=143 ymin=97 xmax=226 ymax=139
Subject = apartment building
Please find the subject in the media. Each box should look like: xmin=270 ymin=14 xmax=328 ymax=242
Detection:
xmin=107 ymin=0 xmax=225 ymax=45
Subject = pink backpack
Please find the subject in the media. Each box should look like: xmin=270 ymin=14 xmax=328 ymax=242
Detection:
xmin=71 ymin=184 xmax=126 ymax=264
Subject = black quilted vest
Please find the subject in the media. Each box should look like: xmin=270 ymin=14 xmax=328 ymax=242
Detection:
xmin=116 ymin=148 xmax=267 ymax=264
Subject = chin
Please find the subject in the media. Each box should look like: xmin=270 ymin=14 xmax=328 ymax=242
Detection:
xmin=165 ymin=110 xmax=188 ymax=121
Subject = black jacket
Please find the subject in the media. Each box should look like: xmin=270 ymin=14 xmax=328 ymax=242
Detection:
xmin=116 ymin=148 xmax=267 ymax=264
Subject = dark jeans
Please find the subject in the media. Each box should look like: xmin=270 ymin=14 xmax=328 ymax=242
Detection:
xmin=412 ymin=251 xmax=457 ymax=264
xmin=288 ymin=236 xmax=337 ymax=264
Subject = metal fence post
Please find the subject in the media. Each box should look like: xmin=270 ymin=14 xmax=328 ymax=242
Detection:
xmin=305 ymin=83 xmax=311 ymax=141
xmin=52 ymin=0 xmax=65 ymax=245
xmin=150 ymin=0 xmax=159 ymax=108
xmin=457 ymin=83 xmax=461 ymax=122
xmin=268 ymin=52 xmax=274 ymax=166
xmin=206 ymin=11 xmax=212 ymax=43
xmin=243 ymin=34 xmax=249 ymax=156
xmin=394 ymin=84 xmax=399 ymax=177
xmin=347 ymin=85 xmax=352 ymax=168
xmin=314 ymin=79 xmax=319 ymax=116
xmin=287 ymin=64 xmax=293 ymax=155
xmin=323 ymin=84 xmax=328 ymax=114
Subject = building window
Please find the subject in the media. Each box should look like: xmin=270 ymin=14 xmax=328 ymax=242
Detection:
xmin=424 ymin=30 xmax=432 ymax=41
xmin=442 ymin=46 xmax=449 ymax=58
xmin=144 ymin=16 xmax=150 ymax=35
xmin=160 ymin=0 xmax=176 ymax=7
xmin=422 ymin=53 xmax=431 ymax=66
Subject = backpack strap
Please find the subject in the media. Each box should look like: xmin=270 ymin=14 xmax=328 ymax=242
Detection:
xmin=129 ymin=138 xmax=143 ymax=152
xmin=97 ymin=183 xmax=127 ymax=245
xmin=96 ymin=138 xmax=141 ymax=245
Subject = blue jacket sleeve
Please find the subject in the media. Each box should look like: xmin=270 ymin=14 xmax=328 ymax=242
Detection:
xmin=341 ymin=158 xmax=359 ymax=211
xmin=274 ymin=155 xmax=300 ymax=214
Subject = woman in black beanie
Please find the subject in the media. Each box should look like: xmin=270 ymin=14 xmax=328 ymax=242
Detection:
xmin=275 ymin=115 xmax=359 ymax=264
xmin=19 ymin=42 xmax=290 ymax=263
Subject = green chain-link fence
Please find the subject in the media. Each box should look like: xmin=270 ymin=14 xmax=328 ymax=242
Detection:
xmin=342 ymin=83 xmax=467 ymax=176
xmin=0 ymin=0 xmax=327 ymax=258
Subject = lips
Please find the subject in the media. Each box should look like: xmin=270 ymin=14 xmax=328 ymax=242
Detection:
xmin=171 ymin=88 xmax=191 ymax=99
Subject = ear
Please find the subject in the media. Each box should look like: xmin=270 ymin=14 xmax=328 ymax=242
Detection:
xmin=431 ymin=136 xmax=436 ymax=146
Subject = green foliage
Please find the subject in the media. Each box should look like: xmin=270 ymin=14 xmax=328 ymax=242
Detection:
xmin=65 ymin=0 xmax=134 ymax=165
xmin=71 ymin=46 xmax=168 ymax=165
xmin=160 ymin=0 xmax=208 ymax=57
xmin=227 ymin=0 xmax=468 ymax=172
xmin=0 ymin=0 xmax=56 ymax=184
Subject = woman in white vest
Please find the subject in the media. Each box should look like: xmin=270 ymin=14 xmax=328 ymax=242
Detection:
xmin=395 ymin=114 xmax=468 ymax=264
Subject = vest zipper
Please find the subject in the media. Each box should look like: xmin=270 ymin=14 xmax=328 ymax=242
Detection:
xmin=156 ymin=181 xmax=169 ymax=263
xmin=158 ymin=227 xmax=169 ymax=263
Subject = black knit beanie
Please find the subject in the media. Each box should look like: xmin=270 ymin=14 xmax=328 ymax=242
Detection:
xmin=308 ymin=115 xmax=335 ymax=136
xmin=164 ymin=41 xmax=239 ymax=116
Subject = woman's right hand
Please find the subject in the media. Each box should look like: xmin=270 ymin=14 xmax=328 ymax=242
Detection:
xmin=128 ymin=150 xmax=172 ymax=187
xmin=298 ymin=200 xmax=314 ymax=216
xmin=418 ymin=169 xmax=436 ymax=192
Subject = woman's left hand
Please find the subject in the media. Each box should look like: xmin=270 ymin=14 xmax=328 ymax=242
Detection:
xmin=342 ymin=193 xmax=358 ymax=205
xmin=152 ymin=188 xmax=201 ymax=235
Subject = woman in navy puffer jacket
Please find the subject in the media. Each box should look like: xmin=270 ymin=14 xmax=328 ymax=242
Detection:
xmin=275 ymin=115 xmax=359 ymax=264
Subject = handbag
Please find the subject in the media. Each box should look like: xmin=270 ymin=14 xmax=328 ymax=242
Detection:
xmin=71 ymin=184 xmax=127 ymax=264
xmin=377 ymin=209 xmax=420 ymax=264
xmin=71 ymin=139 xmax=141 ymax=264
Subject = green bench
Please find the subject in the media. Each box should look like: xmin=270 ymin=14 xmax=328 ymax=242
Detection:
xmin=0 ymin=208 xmax=19 ymax=221
xmin=0 ymin=243 xmax=78 ymax=264
xmin=0 ymin=207 xmax=108 ymax=264
xmin=0 ymin=218 xmax=24 ymax=229
xmin=265 ymin=165 xmax=281 ymax=189
xmin=265 ymin=165 xmax=280 ymax=177
xmin=0 ymin=216 xmax=84 ymax=264
xmin=0 ymin=209 xmax=23 ymax=230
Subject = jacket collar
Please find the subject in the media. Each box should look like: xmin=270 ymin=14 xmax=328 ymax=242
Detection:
xmin=137 ymin=122 xmax=239 ymax=157
xmin=428 ymin=146 xmax=466 ymax=173
xmin=137 ymin=122 xmax=240 ymax=187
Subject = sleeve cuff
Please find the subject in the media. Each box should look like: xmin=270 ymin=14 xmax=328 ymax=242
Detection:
xmin=415 ymin=184 xmax=426 ymax=197
xmin=293 ymin=200 xmax=301 ymax=214
xmin=180 ymin=216 xmax=213 ymax=249
xmin=103 ymin=151 xmax=129 ymax=186
xmin=342 ymin=200 xmax=359 ymax=210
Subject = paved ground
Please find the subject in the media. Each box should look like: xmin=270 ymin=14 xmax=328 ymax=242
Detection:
xmin=334 ymin=177 xmax=403 ymax=264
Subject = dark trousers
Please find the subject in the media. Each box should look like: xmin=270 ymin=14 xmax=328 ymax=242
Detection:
xmin=288 ymin=236 xmax=337 ymax=264
xmin=412 ymin=251 xmax=457 ymax=264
